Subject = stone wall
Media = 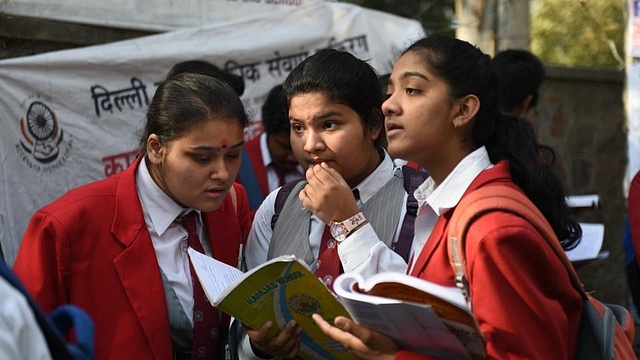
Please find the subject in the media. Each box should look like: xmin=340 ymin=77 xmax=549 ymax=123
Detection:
xmin=531 ymin=66 xmax=628 ymax=306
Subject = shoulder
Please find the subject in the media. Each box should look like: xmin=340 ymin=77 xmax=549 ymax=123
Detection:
xmin=37 ymin=175 xmax=120 ymax=217
xmin=453 ymin=179 xmax=555 ymax=261
xmin=461 ymin=206 xmax=562 ymax=280
xmin=466 ymin=210 xmax=541 ymax=247
xmin=630 ymin=171 xmax=640 ymax=199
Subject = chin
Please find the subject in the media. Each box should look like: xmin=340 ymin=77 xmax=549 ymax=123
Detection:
xmin=386 ymin=145 xmax=406 ymax=161
xmin=198 ymin=200 xmax=224 ymax=213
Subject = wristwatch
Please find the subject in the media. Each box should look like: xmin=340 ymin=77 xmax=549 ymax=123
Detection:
xmin=329 ymin=212 xmax=367 ymax=242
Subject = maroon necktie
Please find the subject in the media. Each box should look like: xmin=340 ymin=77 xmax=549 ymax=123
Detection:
xmin=314 ymin=190 xmax=358 ymax=291
xmin=315 ymin=225 xmax=342 ymax=291
xmin=180 ymin=212 xmax=220 ymax=359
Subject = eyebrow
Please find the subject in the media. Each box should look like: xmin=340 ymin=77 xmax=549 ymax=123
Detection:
xmin=189 ymin=141 xmax=244 ymax=152
xmin=290 ymin=110 xmax=343 ymax=123
xmin=400 ymin=71 xmax=429 ymax=81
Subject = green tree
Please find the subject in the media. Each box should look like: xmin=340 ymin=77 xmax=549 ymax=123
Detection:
xmin=344 ymin=0 xmax=625 ymax=68
xmin=531 ymin=0 xmax=625 ymax=68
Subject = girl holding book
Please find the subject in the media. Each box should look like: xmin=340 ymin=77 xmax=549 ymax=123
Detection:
xmin=13 ymin=74 xmax=252 ymax=360
xmin=238 ymin=48 xmax=424 ymax=359
xmin=313 ymin=34 xmax=584 ymax=359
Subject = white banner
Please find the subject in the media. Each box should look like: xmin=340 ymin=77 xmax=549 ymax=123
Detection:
xmin=0 ymin=2 xmax=424 ymax=265
xmin=1 ymin=0 xmax=328 ymax=31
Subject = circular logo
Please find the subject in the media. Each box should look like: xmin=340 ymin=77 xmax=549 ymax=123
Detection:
xmin=288 ymin=294 xmax=322 ymax=316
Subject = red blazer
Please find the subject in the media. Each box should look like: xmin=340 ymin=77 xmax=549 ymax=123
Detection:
xmin=13 ymin=157 xmax=251 ymax=360
xmin=628 ymin=170 xmax=640 ymax=267
xmin=396 ymin=161 xmax=582 ymax=360
xmin=237 ymin=135 xmax=269 ymax=198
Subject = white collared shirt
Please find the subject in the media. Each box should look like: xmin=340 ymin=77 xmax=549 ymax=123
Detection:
xmin=408 ymin=146 xmax=493 ymax=273
xmin=258 ymin=132 xmax=305 ymax=192
xmin=135 ymin=158 xmax=210 ymax=324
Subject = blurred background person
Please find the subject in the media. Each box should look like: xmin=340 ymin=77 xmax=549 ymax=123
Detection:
xmin=492 ymin=49 xmax=545 ymax=119
xmin=236 ymin=84 xmax=304 ymax=212
xmin=167 ymin=59 xmax=245 ymax=96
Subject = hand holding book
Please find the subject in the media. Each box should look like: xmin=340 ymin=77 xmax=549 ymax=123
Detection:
xmin=188 ymin=249 xmax=485 ymax=359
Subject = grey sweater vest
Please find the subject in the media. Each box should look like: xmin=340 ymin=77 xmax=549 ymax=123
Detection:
xmin=267 ymin=168 xmax=406 ymax=267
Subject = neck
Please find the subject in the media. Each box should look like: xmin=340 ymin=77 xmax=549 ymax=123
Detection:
xmin=346 ymin=147 xmax=383 ymax=188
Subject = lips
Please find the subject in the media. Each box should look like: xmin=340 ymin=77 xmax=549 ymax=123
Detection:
xmin=385 ymin=120 xmax=404 ymax=137
xmin=205 ymin=186 xmax=228 ymax=198
xmin=308 ymin=158 xmax=327 ymax=166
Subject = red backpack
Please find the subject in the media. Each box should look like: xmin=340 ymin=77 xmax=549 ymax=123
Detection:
xmin=448 ymin=185 xmax=636 ymax=360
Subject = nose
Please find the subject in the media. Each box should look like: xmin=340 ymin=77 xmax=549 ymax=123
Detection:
xmin=210 ymin=157 xmax=230 ymax=182
xmin=382 ymin=93 xmax=400 ymax=117
xmin=303 ymin=129 xmax=324 ymax=154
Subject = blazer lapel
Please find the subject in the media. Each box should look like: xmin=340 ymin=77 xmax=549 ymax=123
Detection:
xmin=111 ymin=157 xmax=173 ymax=359
xmin=410 ymin=214 xmax=449 ymax=276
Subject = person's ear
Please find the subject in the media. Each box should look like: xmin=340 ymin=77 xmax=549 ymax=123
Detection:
xmin=146 ymin=134 xmax=165 ymax=165
xmin=368 ymin=109 xmax=384 ymax=141
xmin=451 ymin=94 xmax=480 ymax=128
xmin=518 ymin=95 xmax=534 ymax=117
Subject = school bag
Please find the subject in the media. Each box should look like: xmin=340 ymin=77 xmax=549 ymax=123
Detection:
xmin=0 ymin=259 xmax=94 ymax=360
xmin=448 ymin=185 xmax=636 ymax=360
xmin=270 ymin=165 xmax=427 ymax=262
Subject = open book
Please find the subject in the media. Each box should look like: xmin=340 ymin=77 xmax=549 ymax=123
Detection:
xmin=334 ymin=272 xmax=485 ymax=360
xmin=188 ymin=249 xmax=357 ymax=360
xmin=188 ymin=248 xmax=485 ymax=360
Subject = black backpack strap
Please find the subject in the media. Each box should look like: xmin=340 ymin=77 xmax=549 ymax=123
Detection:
xmin=270 ymin=178 xmax=305 ymax=230
xmin=394 ymin=165 xmax=428 ymax=262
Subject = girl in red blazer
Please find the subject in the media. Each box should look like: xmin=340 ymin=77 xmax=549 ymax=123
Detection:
xmin=313 ymin=34 xmax=584 ymax=359
xmin=13 ymin=74 xmax=252 ymax=360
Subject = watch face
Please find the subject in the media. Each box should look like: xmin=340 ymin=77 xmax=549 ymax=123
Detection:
xmin=330 ymin=223 xmax=347 ymax=242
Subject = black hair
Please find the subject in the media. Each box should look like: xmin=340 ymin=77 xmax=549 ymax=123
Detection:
xmin=492 ymin=50 xmax=545 ymax=113
xmin=139 ymin=73 xmax=248 ymax=153
xmin=378 ymin=73 xmax=391 ymax=98
xmin=166 ymin=60 xmax=245 ymax=96
xmin=282 ymin=48 xmax=386 ymax=148
xmin=404 ymin=34 xmax=581 ymax=250
xmin=261 ymin=84 xmax=289 ymax=135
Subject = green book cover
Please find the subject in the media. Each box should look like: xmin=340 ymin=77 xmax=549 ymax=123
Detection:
xmin=188 ymin=250 xmax=357 ymax=360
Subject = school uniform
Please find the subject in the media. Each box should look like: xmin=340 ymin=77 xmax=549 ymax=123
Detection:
xmin=395 ymin=148 xmax=582 ymax=359
xmin=13 ymin=156 xmax=251 ymax=360
xmin=245 ymin=150 xmax=410 ymax=277
xmin=238 ymin=150 xmax=413 ymax=359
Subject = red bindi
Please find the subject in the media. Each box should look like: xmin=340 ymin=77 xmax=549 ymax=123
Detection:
xmin=220 ymin=138 xmax=228 ymax=149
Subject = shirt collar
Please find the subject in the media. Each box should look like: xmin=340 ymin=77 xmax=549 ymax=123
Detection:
xmin=414 ymin=146 xmax=493 ymax=216
xmin=258 ymin=132 xmax=273 ymax=167
xmin=136 ymin=158 xmax=199 ymax=236
xmin=353 ymin=149 xmax=395 ymax=204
